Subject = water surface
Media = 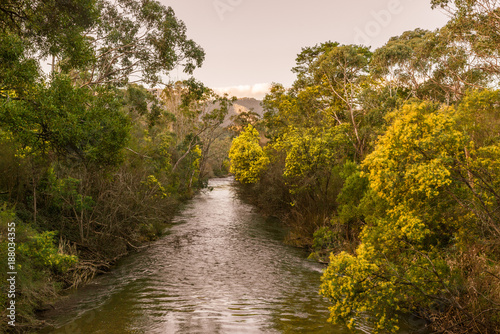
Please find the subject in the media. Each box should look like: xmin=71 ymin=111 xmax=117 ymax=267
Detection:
xmin=41 ymin=178 xmax=348 ymax=333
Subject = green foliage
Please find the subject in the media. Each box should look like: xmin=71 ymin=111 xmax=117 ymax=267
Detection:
xmin=336 ymin=161 xmax=369 ymax=225
xmin=279 ymin=126 xmax=349 ymax=185
xmin=228 ymin=110 xmax=261 ymax=136
xmin=311 ymin=226 xmax=338 ymax=251
xmin=1 ymin=0 xmax=204 ymax=87
xmin=45 ymin=171 xmax=94 ymax=213
xmin=18 ymin=231 xmax=77 ymax=273
xmin=0 ymin=0 xmax=213 ymax=330
xmin=309 ymin=223 xmax=342 ymax=262
xmin=0 ymin=33 xmax=40 ymax=97
xmin=0 ymin=0 xmax=97 ymax=68
xmin=372 ymin=28 xmax=488 ymax=103
xmin=123 ymin=84 xmax=167 ymax=127
xmin=292 ymin=42 xmax=340 ymax=78
xmin=229 ymin=125 xmax=269 ymax=184
xmin=73 ymin=0 xmax=205 ymax=87
xmin=432 ymin=0 xmax=500 ymax=80
xmin=321 ymin=98 xmax=500 ymax=332
xmin=1 ymin=73 xmax=130 ymax=166
xmin=235 ymin=3 xmax=500 ymax=332
xmin=0 ymin=205 xmax=77 ymax=332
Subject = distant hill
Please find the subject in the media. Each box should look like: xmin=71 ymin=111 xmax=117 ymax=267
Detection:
xmin=150 ymin=90 xmax=265 ymax=128
xmin=221 ymin=98 xmax=264 ymax=126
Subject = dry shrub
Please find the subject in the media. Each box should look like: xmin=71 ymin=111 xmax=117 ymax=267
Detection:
xmin=428 ymin=245 xmax=500 ymax=334
xmin=283 ymin=209 xmax=329 ymax=248
xmin=53 ymin=153 xmax=181 ymax=287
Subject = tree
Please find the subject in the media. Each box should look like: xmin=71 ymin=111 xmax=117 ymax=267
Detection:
xmin=229 ymin=125 xmax=269 ymax=184
xmin=371 ymin=28 xmax=489 ymax=103
xmin=314 ymin=44 xmax=372 ymax=158
xmin=76 ymin=0 xmax=205 ymax=87
xmin=0 ymin=73 xmax=130 ymax=167
xmin=292 ymin=41 xmax=340 ymax=90
xmin=432 ymin=0 xmax=500 ymax=80
xmin=228 ymin=110 xmax=261 ymax=136
xmin=321 ymin=98 xmax=500 ymax=332
xmin=320 ymin=101 xmax=465 ymax=332
xmin=1 ymin=0 xmax=205 ymax=88
xmin=275 ymin=125 xmax=349 ymax=206
xmin=1 ymin=0 xmax=206 ymax=165
xmin=265 ymin=43 xmax=374 ymax=160
xmin=0 ymin=0 xmax=97 ymax=68
xmin=162 ymin=79 xmax=234 ymax=185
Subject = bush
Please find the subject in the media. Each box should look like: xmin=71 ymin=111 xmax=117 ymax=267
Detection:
xmin=0 ymin=205 xmax=76 ymax=333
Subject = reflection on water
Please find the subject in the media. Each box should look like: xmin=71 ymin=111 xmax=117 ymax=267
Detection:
xmin=40 ymin=178 xmax=353 ymax=333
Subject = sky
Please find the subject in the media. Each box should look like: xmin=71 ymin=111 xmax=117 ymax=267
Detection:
xmin=161 ymin=0 xmax=450 ymax=99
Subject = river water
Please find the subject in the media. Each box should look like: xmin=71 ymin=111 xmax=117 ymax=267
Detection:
xmin=40 ymin=177 xmax=351 ymax=334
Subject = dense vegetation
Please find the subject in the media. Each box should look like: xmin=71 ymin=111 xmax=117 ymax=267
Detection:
xmin=0 ymin=0 xmax=235 ymax=332
xmin=230 ymin=0 xmax=500 ymax=332
xmin=3 ymin=0 xmax=500 ymax=333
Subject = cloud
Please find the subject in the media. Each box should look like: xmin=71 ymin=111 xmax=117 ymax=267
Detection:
xmin=213 ymin=83 xmax=271 ymax=99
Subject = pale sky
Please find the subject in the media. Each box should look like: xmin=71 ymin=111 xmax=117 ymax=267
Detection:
xmin=161 ymin=0 xmax=450 ymax=99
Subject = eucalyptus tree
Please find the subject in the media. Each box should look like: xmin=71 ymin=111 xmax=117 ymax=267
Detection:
xmin=371 ymin=28 xmax=489 ymax=104
xmin=1 ymin=0 xmax=205 ymax=165
xmin=77 ymin=0 xmax=205 ymax=88
xmin=431 ymin=0 xmax=500 ymax=86
xmin=313 ymin=44 xmax=372 ymax=159
xmin=0 ymin=0 xmax=206 ymax=238
xmin=265 ymin=43 xmax=373 ymax=161
xmin=0 ymin=0 xmax=97 ymax=67
xmin=161 ymin=79 xmax=234 ymax=189
xmin=0 ymin=0 xmax=205 ymax=86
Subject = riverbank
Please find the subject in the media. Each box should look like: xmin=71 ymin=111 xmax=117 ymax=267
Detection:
xmin=0 ymin=198 xmax=183 ymax=334
xmin=0 ymin=76 xmax=235 ymax=333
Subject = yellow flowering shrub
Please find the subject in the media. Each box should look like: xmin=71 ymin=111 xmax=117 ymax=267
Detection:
xmin=320 ymin=102 xmax=468 ymax=332
xmin=229 ymin=125 xmax=269 ymax=184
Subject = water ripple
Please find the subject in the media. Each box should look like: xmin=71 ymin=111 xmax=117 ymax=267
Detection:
xmin=40 ymin=178 xmax=347 ymax=334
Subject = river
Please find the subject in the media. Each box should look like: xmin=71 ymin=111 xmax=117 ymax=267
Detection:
xmin=40 ymin=177 xmax=353 ymax=333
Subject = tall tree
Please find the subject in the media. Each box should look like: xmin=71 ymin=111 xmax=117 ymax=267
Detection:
xmin=431 ymin=0 xmax=500 ymax=85
xmin=372 ymin=28 xmax=489 ymax=103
